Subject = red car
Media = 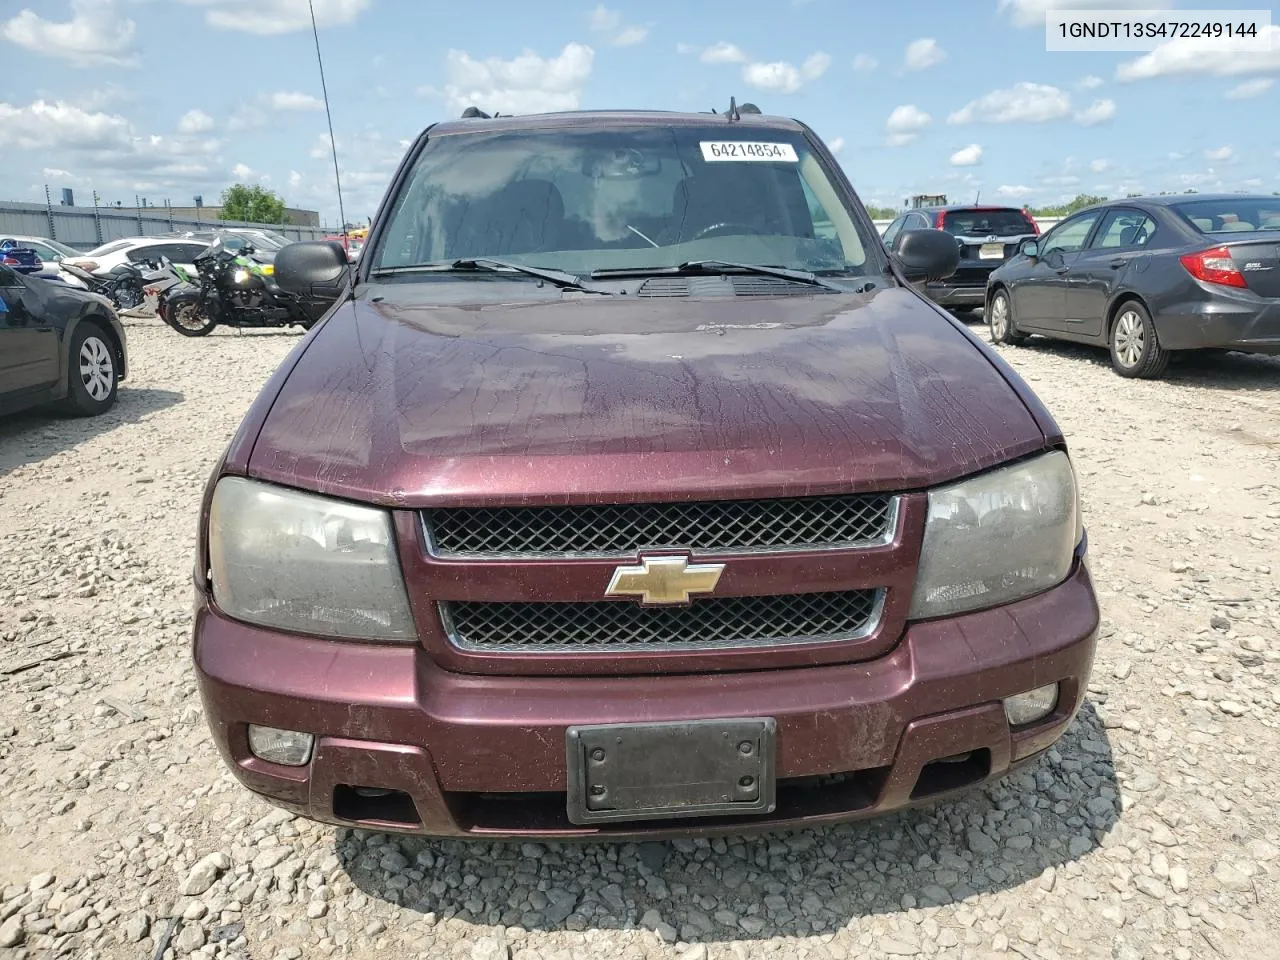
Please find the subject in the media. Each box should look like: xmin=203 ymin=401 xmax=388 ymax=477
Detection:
xmin=193 ymin=107 xmax=1098 ymax=838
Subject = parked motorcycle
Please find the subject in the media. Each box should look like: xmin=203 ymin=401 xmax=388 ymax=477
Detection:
xmin=160 ymin=236 xmax=322 ymax=337
xmin=58 ymin=259 xmax=147 ymax=310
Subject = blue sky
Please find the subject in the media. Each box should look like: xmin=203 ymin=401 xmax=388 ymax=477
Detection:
xmin=2 ymin=0 xmax=1278 ymax=225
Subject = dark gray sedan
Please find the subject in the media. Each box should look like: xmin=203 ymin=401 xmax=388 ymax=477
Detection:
xmin=985 ymin=194 xmax=1280 ymax=378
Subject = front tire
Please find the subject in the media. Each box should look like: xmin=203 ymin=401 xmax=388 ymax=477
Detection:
xmin=167 ymin=300 xmax=218 ymax=337
xmin=988 ymin=289 xmax=1026 ymax=345
xmin=1109 ymin=301 xmax=1169 ymax=379
xmin=59 ymin=323 xmax=119 ymax=417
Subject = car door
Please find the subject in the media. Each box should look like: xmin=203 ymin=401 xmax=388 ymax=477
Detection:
xmin=1067 ymin=208 xmax=1158 ymax=339
xmin=0 ymin=264 xmax=60 ymax=395
xmin=1016 ymin=211 xmax=1103 ymax=333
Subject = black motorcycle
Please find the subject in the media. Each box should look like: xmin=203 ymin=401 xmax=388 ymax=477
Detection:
xmin=58 ymin=260 xmax=147 ymax=311
xmin=160 ymin=236 xmax=323 ymax=337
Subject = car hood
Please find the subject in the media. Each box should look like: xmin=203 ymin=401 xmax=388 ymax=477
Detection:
xmin=247 ymin=286 xmax=1049 ymax=506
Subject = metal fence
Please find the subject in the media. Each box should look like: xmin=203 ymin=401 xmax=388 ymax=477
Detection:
xmin=0 ymin=200 xmax=332 ymax=251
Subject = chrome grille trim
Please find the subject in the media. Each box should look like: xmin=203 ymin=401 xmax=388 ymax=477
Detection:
xmin=423 ymin=495 xmax=900 ymax=560
xmin=439 ymin=589 xmax=885 ymax=654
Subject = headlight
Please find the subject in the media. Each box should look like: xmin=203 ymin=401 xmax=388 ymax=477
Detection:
xmin=208 ymin=477 xmax=416 ymax=641
xmin=909 ymin=451 xmax=1080 ymax=620
xmin=233 ymin=268 xmax=250 ymax=284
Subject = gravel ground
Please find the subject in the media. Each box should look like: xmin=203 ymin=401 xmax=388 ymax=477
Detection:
xmin=1 ymin=315 xmax=1278 ymax=960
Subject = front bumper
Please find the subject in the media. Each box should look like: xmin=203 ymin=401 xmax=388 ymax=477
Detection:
xmin=193 ymin=561 xmax=1099 ymax=839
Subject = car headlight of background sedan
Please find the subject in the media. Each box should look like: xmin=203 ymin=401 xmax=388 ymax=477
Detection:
xmin=909 ymin=451 xmax=1081 ymax=620
xmin=208 ymin=477 xmax=415 ymax=641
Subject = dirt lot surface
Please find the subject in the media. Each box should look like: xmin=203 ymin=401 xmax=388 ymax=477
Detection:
xmin=1 ymin=316 xmax=1278 ymax=960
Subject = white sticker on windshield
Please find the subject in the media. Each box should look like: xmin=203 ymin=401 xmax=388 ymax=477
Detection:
xmin=700 ymin=141 xmax=798 ymax=163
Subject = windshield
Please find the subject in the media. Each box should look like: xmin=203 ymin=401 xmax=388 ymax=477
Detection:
xmin=372 ymin=124 xmax=872 ymax=276
xmin=940 ymin=208 xmax=1036 ymax=237
xmin=1172 ymin=198 xmax=1280 ymax=233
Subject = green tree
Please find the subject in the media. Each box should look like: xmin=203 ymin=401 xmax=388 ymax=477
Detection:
xmin=865 ymin=205 xmax=899 ymax=220
xmin=1028 ymin=193 xmax=1108 ymax=217
xmin=218 ymin=184 xmax=288 ymax=224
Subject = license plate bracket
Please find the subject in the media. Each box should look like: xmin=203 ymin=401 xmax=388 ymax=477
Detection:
xmin=566 ymin=718 xmax=777 ymax=825
xmin=979 ymin=242 xmax=1005 ymax=259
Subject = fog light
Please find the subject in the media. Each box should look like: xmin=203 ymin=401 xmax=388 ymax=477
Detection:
xmin=247 ymin=725 xmax=314 ymax=766
xmin=1003 ymin=683 xmax=1059 ymax=727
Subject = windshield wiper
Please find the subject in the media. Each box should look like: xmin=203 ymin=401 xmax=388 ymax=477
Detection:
xmin=591 ymin=259 xmax=845 ymax=291
xmin=371 ymin=258 xmax=610 ymax=293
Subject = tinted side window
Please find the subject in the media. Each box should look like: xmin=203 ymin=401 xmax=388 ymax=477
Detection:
xmin=174 ymin=244 xmax=209 ymax=261
xmin=882 ymin=217 xmax=905 ymax=246
xmin=1091 ymin=209 xmax=1157 ymax=249
xmin=1041 ymin=213 xmax=1101 ymax=254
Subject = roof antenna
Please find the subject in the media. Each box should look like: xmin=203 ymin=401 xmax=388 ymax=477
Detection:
xmin=308 ymin=0 xmax=347 ymax=239
xmin=727 ymin=96 xmax=741 ymax=122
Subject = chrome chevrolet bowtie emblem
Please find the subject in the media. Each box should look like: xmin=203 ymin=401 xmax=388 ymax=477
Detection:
xmin=604 ymin=555 xmax=726 ymax=605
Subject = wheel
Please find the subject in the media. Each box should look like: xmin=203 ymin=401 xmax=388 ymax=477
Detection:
xmin=59 ymin=323 xmax=119 ymax=417
xmin=168 ymin=300 xmax=218 ymax=337
xmin=1109 ymin=301 xmax=1169 ymax=378
xmin=987 ymin=289 xmax=1026 ymax=345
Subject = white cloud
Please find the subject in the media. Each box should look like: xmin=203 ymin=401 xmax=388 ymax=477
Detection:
xmin=288 ymin=170 xmax=303 ymax=189
xmin=1225 ymin=78 xmax=1274 ymax=99
xmin=1074 ymin=98 xmax=1115 ymax=126
xmin=232 ymin=162 xmax=254 ymax=180
xmin=0 ymin=98 xmax=222 ymax=190
xmin=1243 ymin=177 xmax=1263 ymax=187
xmin=1204 ymin=145 xmax=1234 ymax=161
xmin=741 ymin=52 xmax=830 ymax=94
xmin=1077 ymin=75 xmax=1104 ymax=90
xmin=700 ymin=41 xmax=747 ymax=64
xmin=996 ymin=184 xmax=1034 ymax=198
xmin=1041 ymin=174 xmax=1081 ymax=186
xmin=852 ymin=53 xmax=878 ymax=73
xmin=949 ymin=143 xmax=983 ymax=166
xmin=587 ymin=5 xmax=648 ymax=47
xmin=827 ymin=136 xmax=845 ymax=154
xmin=948 ymin=82 xmax=1071 ymax=124
xmin=1089 ymin=158 xmax=1109 ymax=173
xmin=1 ymin=0 xmax=137 ymax=67
xmin=903 ymin=38 xmax=945 ymax=71
xmin=178 ymin=109 xmax=214 ymax=134
xmin=179 ymin=0 xmax=371 ymax=35
xmin=999 ymin=0 xmax=1171 ymax=29
xmin=268 ymin=91 xmax=325 ymax=111
xmin=428 ymin=43 xmax=595 ymax=115
xmin=1117 ymin=26 xmax=1280 ymax=79
xmin=886 ymin=104 xmax=931 ymax=146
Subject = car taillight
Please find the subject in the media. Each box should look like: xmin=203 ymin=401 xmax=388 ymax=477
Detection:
xmin=934 ymin=211 xmax=947 ymax=229
xmin=1022 ymin=209 xmax=1040 ymax=235
xmin=1179 ymin=246 xmax=1247 ymax=288
xmin=1 ymin=257 xmax=18 ymax=266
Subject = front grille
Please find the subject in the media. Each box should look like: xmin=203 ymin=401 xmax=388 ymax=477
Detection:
xmin=424 ymin=494 xmax=897 ymax=559
xmin=441 ymin=590 xmax=883 ymax=653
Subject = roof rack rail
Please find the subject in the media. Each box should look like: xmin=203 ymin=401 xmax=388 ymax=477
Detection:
xmin=460 ymin=106 xmax=490 ymax=119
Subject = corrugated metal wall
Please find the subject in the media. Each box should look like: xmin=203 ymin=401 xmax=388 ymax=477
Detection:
xmin=0 ymin=200 xmax=332 ymax=251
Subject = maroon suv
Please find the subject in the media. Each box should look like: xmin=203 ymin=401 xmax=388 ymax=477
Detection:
xmin=193 ymin=108 xmax=1098 ymax=839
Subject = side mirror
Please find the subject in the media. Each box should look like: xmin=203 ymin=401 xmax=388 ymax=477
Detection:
xmin=274 ymin=240 xmax=351 ymax=304
xmin=1020 ymin=239 xmax=1039 ymax=258
xmin=892 ymin=228 xmax=960 ymax=283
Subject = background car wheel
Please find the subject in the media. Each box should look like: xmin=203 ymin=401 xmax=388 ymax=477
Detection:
xmin=988 ymin=290 xmax=1026 ymax=345
xmin=1109 ymin=302 xmax=1169 ymax=379
xmin=59 ymin=323 xmax=119 ymax=417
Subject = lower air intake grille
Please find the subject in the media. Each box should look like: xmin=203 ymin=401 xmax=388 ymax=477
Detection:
xmin=440 ymin=590 xmax=883 ymax=653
